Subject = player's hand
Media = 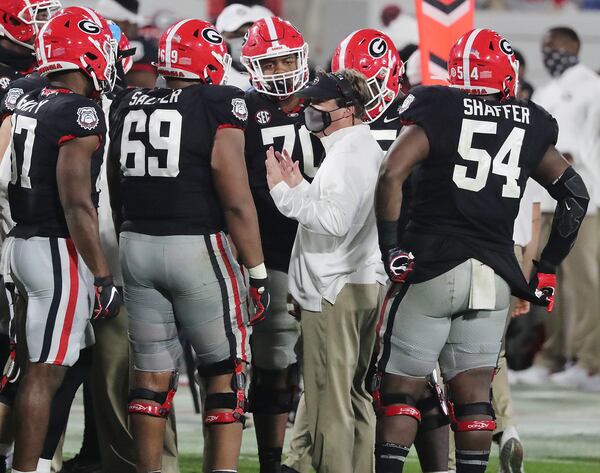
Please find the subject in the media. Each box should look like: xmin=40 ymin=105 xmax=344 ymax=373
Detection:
xmin=93 ymin=275 xmax=122 ymax=320
xmin=529 ymin=260 xmax=556 ymax=312
xmin=248 ymin=276 xmax=270 ymax=326
xmin=382 ymin=247 xmax=415 ymax=283
xmin=511 ymin=298 xmax=531 ymax=317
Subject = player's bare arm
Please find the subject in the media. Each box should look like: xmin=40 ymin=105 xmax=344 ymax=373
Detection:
xmin=375 ymin=124 xmax=429 ymax=222
xmin=0 ymin=118 xmax=10 ymax=163
xmin=212 ymin=126 xmax=264 ymax=270
xmin=57 ymin=135 xmax=111 ymax=278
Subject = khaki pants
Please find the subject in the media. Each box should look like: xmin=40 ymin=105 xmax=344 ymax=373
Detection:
xmin=301 ymin=283 xmax=379 ymax=473
xmin=90 ymin=304 xmax=179 ymax=473
xmin=533 ymin=214 xmax=600 ymax=372
xmin=283 ymin=392 xmax=312 ymax=473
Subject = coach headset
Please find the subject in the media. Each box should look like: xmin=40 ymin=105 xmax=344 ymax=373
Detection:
xmin=303 ymin=72 xmax=360 ymax=134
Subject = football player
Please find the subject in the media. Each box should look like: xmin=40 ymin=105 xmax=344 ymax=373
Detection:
xmin=374 ymin=29 xmax=589 ymax=473
xmin=331 ymin=28 xmax=452 ymax=473
xmin=3 ymin=9 xmax=121 ymax=473
xmin=107 ymin=19 xmax=268 ymax=473
xmin=240 ymin=17 xmax=320 ymax=473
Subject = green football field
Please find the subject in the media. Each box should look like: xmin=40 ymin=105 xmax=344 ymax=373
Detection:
xmin=176 ymin=455 xmax=600 ymax=472
xmin=63 ymin=382 xmax=600 ymax=473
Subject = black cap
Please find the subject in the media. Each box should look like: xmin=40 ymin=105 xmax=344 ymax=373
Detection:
xmin=295 ymin=72 xmax=355 ymax=106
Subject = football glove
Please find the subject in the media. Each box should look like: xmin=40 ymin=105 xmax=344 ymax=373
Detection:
xmin=383 ymin=247 xmax=415 ymax=283
xmin=248 ymin=276 xmax=270 ymax=326
xmin=93 ymin=276 xmax=122 ymax=320
xmin=529 ymin=260 xmax=556 ymax=312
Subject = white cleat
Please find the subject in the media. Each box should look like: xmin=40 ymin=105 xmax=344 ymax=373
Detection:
xmin=549 ymin=364 xmax=590 ymax=388
xmin=581 ymin=373 xmax=600 ymax=393
xmin=498 ymin=426 xmax=524 ymax=473
xmin=513 ymin=365 xmax=550 ymax=385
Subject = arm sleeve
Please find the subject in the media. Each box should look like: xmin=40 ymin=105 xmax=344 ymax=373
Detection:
xmin=539 ymin=166 xmax=590 ymax=266
xmin=270 ymin=155 xmax=365 ymax=237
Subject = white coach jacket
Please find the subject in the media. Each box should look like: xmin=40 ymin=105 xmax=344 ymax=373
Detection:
xmin=270 ymin=124 xmax=387 ymax=312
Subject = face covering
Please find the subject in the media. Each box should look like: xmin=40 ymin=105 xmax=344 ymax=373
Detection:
xmin=0 ymin=43 xmax=36 ymax=71
xmin=228 ymin=36 xmax=245 ymax=66
xmin=543 ymin=48 xmax=578 ymax=77
xmin=304 ymin=105 xmax=345 ymax=134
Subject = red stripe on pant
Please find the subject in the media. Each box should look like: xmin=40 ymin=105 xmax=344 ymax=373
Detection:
xmin=215 ymin=233 xmax=247 ymax=361
xmin=54 ymin=239 xmax=79 ymax=365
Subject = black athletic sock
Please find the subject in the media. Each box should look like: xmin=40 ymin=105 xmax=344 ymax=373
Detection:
xmin=456 ymin=449 xmax=490 ymax=473
xmin=375 ymin=442 xmax=410 ymax=473
xmin=258 ymin=447 xmax=282 ymax=473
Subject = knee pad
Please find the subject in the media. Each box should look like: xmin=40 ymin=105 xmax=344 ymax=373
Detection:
xmin=416 ymin=376 xmax=450 ymax=432
xmin=201 ymin=358 xmax=247 ymax=426
xmin=128 ymin=371 xmax=178 ymax=418
xmin=448 ymin=401 xmax=496 ymax=432
xmin=371 ymin=372 xmax=421 ymax=422
xmin=248 ymin=364 xmax=300 ymax=415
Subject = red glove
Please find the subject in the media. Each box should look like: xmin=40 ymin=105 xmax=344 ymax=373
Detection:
xmin=534 ymin=272 xmax=556 ymax=312
xmin=383 ymin=247 xmax=415 ymax=283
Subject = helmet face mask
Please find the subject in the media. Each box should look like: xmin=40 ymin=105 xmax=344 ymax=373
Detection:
xmin=246 ymin=46 xmax=309 ymax=97
xmin=241 ymin=17 xmax=309 ymax=98
xmin=331 ymin=29 xmax=402 ymax=122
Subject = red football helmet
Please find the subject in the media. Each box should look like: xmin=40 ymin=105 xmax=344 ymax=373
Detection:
xmin=0 ymin=0 xmax=62 ymax=49
xmin=448 ymin=28 xmax=519 ymax=100
xmin=331 ymin=29 xmax=403 ymax=122
xmin=107 ymin=19 xmax=134 ymax=74
xmin=156 ymin=19 xmax=231 ymax=84
xmin=35 ymin=8 xmax=118 ymax=93
xmin=241 ymin=16 xmax=309 ymax=97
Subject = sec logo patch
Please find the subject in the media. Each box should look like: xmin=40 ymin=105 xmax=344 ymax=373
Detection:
xmin=255 ymin=110 xmax=271 ymax=125
xmin=77 ymin=106 xmax=100 ymax=130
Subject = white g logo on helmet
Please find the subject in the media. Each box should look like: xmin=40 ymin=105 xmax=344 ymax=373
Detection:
xmin=368 ymin=38 xmax=388 ymax=58
xmin=202 ymin=28 xmax=223 ymax=45
xmin=78 ymin=19 xmax=101 ymax=35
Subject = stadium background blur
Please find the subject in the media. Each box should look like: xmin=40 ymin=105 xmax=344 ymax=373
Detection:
xmin=51 ymin=1 xmax=600 ymax=472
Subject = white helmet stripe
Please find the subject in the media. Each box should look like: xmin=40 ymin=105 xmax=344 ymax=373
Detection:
xmin=462 ymin=28 xmax=483 ymax=87
xmin=264 ymin=17 xmax=280 ymax=47
xmin=336 ymin=30 xmax=358 ymax=71
xmin=81 ymin=7 xmax=104 ymax=27
xmin=165 ymin=19 xmax=190 ymax=68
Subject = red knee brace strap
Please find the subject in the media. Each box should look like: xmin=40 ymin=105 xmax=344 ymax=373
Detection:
xmin=449 ymin=401 xmax=496 ymax=432
xmin=204 ymin=360 xmax=246 ymax=426
xmin=128 ymin=371 xmax=178 ymax=418
xmin=371 ymin=373 xmax=421 ymax=422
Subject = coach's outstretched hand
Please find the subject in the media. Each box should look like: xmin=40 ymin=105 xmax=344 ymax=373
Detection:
xmin=93 ymin=275 xmax=122 ymax=320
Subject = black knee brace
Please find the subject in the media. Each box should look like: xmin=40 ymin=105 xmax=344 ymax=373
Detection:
xmin=416 ymin=376 xmax=450 ymax=432
xmin=371 ymin=372 xmax=421 ymax=422
xmin=449 ymin=401 xmax=496 ymax=432
xmin=128 ymin=371 xmax=178 ymax=418
xmin=199 ymin=358 xmax=247 ymax=426
xmin=248 ymin=364 xmax=300 ymax=415
xmin=0 ymin=339 xmax=21 ymax=406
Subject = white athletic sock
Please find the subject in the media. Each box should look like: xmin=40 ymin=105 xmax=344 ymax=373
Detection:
xmin=11 ymin=469 xmax=36 ymax=473
xmin=0 ymin=442 xmax=11 ymax=456
xmin=36 ymin=457 xmax=52 ymax=472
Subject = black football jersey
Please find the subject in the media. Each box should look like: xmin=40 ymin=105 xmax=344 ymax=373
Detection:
xmin=370 ymin=96 xmax=404 ymax=152
xmin=9 ymin=87 xmax=106 ymax=239
xmin=244 ymin=89 xmax=324 ymax=272
xmin=0 ymin=64 xmax=22 ymax=106
xmin=109 ymin=84 xmax=247 ymax=236
xmin=398 ymin=86 xmax=558 ymax=300
xmin=0 ymin=74 xmax=49 ymax=118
